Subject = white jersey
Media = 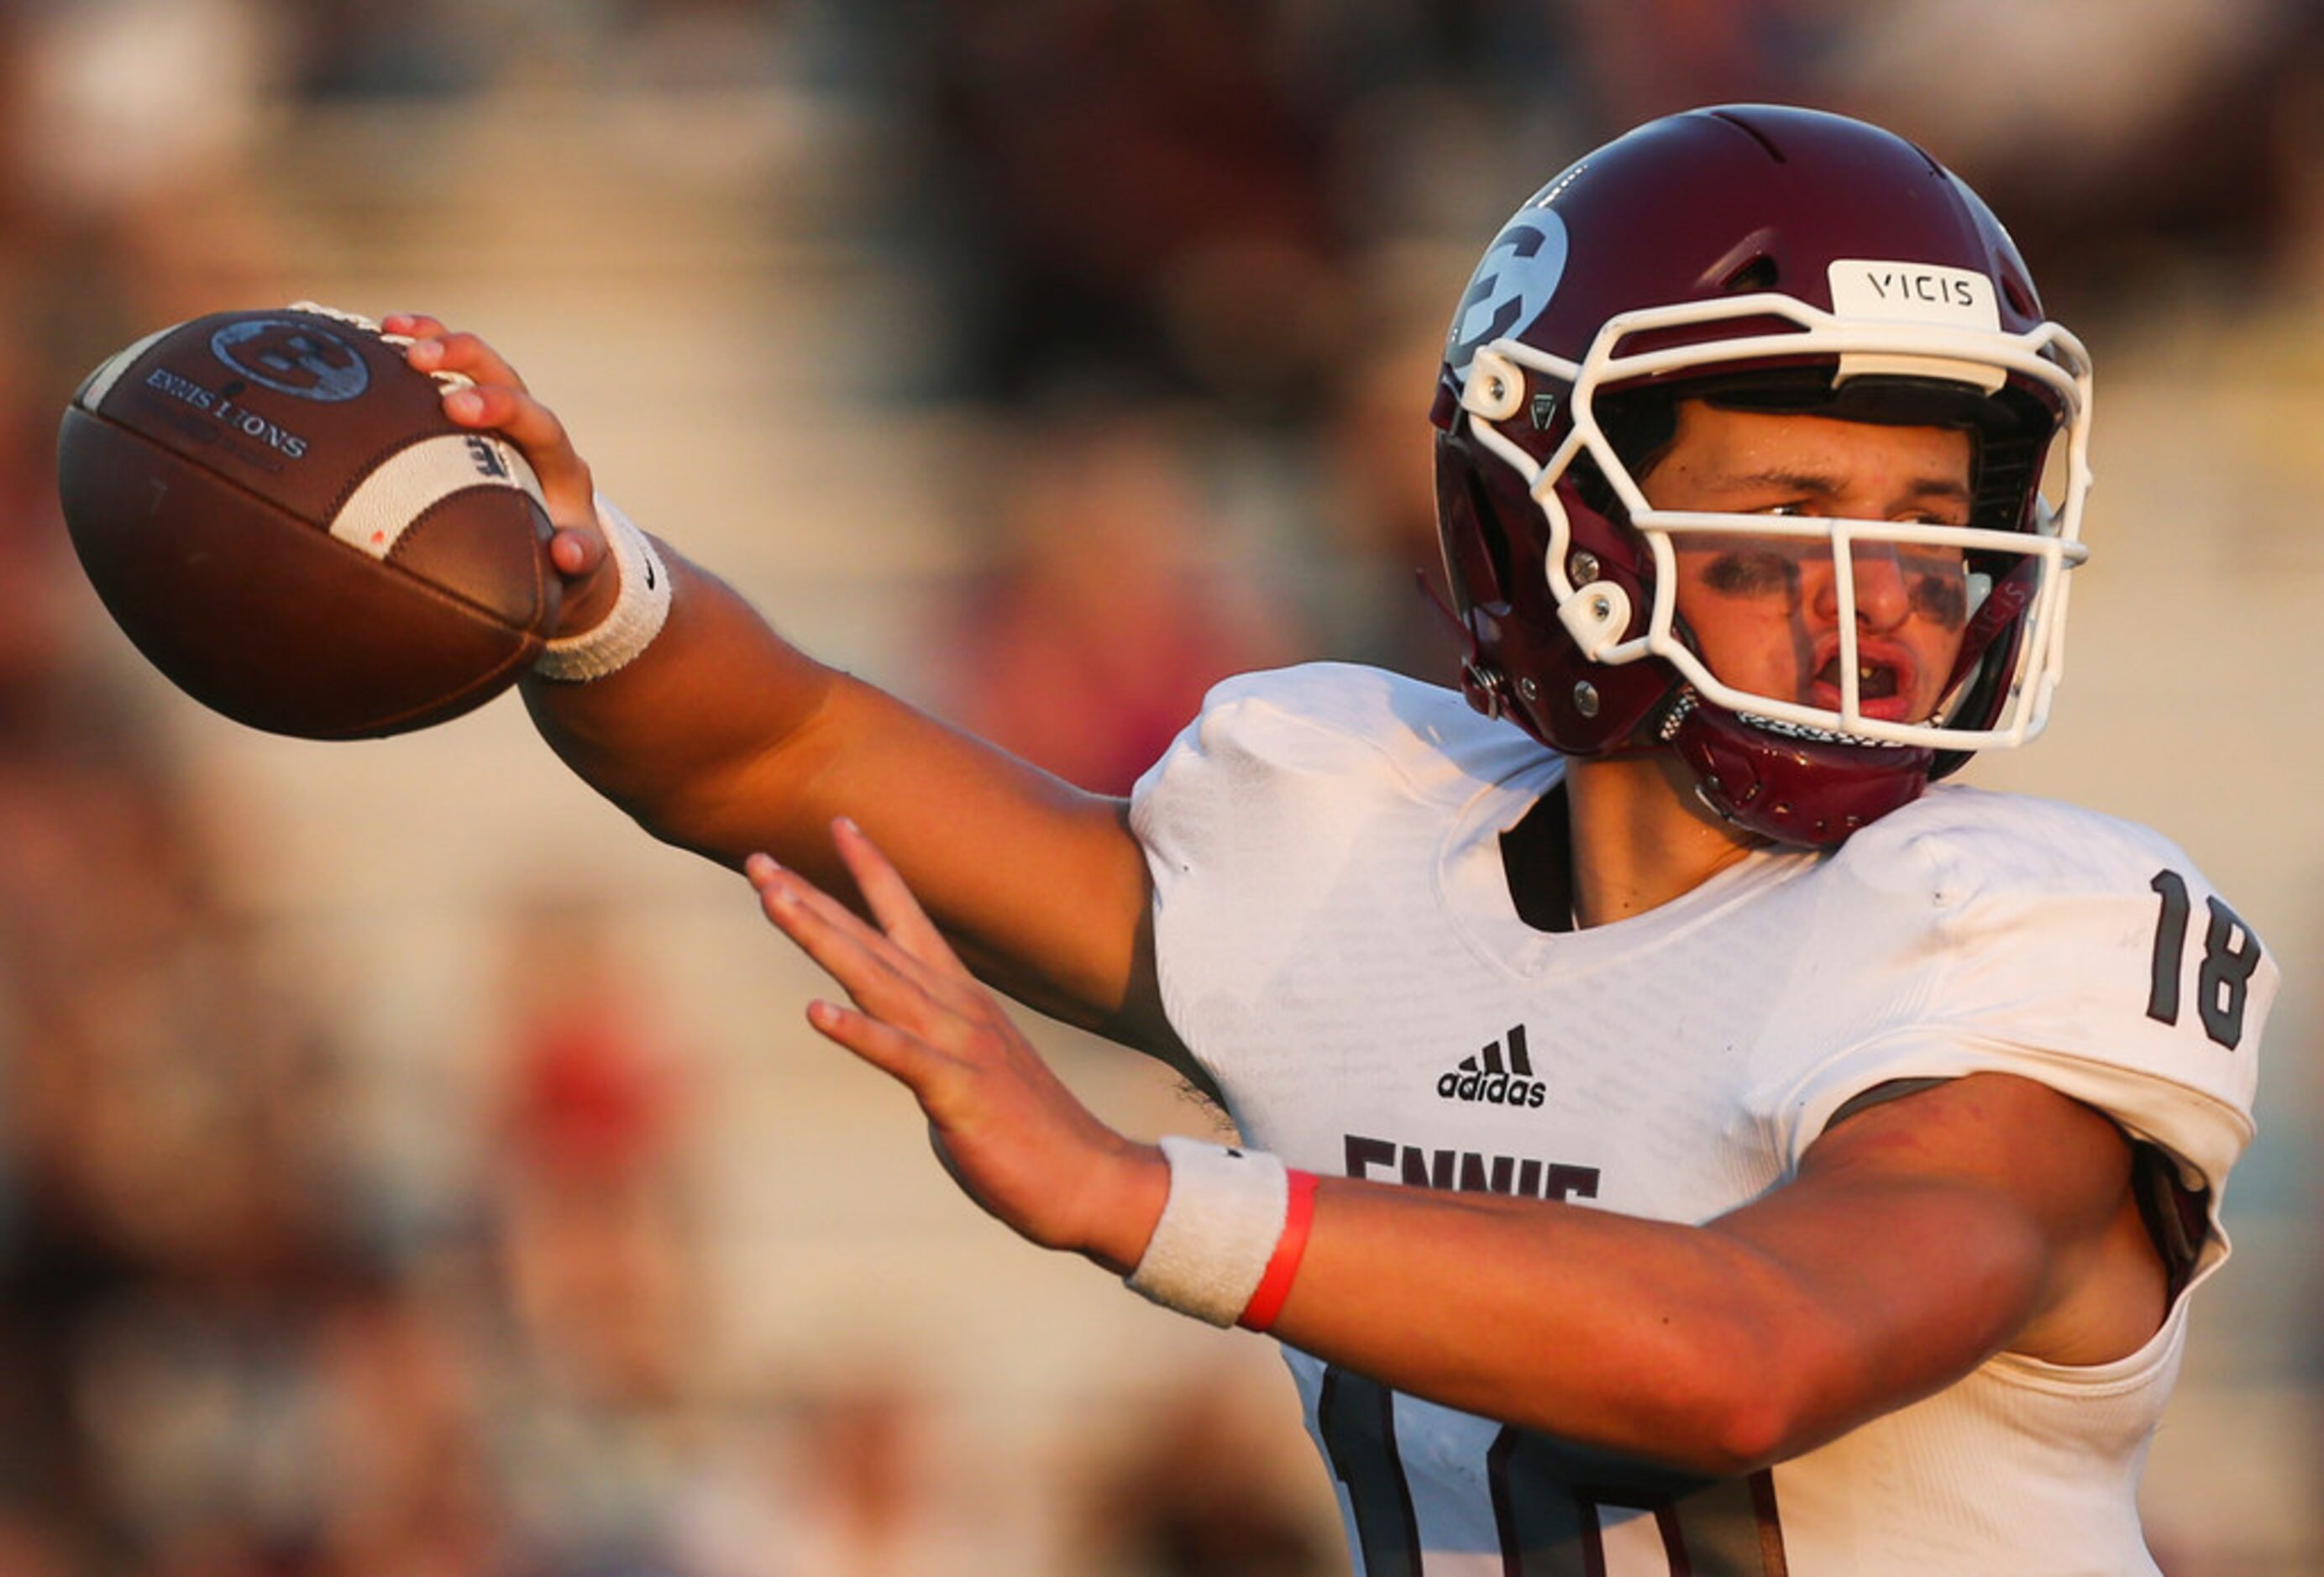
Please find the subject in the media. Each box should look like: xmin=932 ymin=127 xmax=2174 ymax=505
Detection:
xmin=1130 ymin=664 xmax=2269 ymax=1577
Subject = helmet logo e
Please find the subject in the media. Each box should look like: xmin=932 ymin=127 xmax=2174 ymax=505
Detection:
xmin=1446 ymin=211 xmax=1566 ymax=380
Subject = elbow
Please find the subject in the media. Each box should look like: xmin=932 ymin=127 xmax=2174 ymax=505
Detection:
xmin=1650 ymin=1241 xmax=1887 ymax=1476
xmin=1645 ymin=1321 xmax=1838 ymax=1479
xmin=1692 ymin=1388 xmax=1800 ymax=1479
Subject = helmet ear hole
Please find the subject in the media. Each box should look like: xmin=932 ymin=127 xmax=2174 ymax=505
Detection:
xmin=1435 ymin=431 xmax=1513 ymax=610
xmin=1466 ymin=464 xmax=1515 ymax=601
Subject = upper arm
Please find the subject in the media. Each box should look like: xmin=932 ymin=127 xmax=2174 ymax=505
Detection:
xmin=1704 ymin=1072 xmax=2147 ymax=1459
xmin=524 ymin=550 xmax=1167 ymax=1048
xmin=1742 ymin=798 xmax=2269 ymax=1410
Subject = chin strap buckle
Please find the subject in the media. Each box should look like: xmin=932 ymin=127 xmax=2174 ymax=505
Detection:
xmin=1414 ymin=568 xmax=1510 ymax=720
xmin=1463 ymin=662 xmax=1510 ymax=719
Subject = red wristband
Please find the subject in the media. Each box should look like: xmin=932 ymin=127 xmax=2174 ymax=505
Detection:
xmin=1237 ymin=1170 xmax=1319 ymax=1333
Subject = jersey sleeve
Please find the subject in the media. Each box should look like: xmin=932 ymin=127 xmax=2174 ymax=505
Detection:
xmin=1134 ymin=665 xmax=1402 ymax=914
xmin=1130 ymin=662 xmax=1539 ymax=909
xmin=1776 ymin=794 xmax=2269 ymax=1234
xmin=1128 ymin=663 xmax=1544 ymax=1108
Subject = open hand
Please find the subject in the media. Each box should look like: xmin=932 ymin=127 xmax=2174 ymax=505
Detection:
xmin=747 ymin=820 xmax=1165 ymax=1271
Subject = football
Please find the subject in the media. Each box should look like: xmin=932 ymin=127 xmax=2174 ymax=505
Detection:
xmin=55 ymin=304 xmax=559 ymax=739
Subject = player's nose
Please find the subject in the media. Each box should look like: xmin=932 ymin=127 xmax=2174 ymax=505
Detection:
xmin=1813 ymin=544 xmax=1912 ymax=631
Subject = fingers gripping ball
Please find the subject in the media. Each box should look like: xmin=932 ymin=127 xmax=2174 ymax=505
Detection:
xmin=55 ymin=304 xmax=559 ymax=738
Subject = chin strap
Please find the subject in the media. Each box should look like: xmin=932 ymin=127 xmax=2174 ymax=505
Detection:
xmin=1938 ymin=557 xmax=2039 ymax=700
xmin=1672 ymin=700 xmax=1933 ymax=846
xmin=1655 ymin=687 xmax=1697 ymax=742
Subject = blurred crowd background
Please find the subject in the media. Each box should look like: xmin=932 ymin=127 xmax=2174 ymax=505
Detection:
xmin=0 ymin=1 xmax=2320 ymax=1573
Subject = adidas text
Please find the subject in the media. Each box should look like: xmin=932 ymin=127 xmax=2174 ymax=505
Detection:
xmin=1439 ymin=1024 xmax=1546 ymax=1107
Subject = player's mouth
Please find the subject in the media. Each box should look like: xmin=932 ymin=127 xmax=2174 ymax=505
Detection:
xmin=1808 ymin=641 xmax=1921 ymax=721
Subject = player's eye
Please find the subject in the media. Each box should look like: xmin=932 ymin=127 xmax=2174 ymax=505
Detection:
xmin=1898 ymin=497 xmax=1975 ymax=527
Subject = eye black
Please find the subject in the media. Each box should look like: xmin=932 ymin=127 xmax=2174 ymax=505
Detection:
xmin=1702 ymin=551 xmax=1797 ymax=597
xmin=1911 ymin=573 xmax=1970 ymax=628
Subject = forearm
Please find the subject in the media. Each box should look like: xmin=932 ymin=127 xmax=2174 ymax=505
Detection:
xmin=1094 ymin=1153 xmax=2045 ymax=1475
xmin=519 ymin=545 xmax=842 ymax=861
xmin=1092 ymin=1160 xmax=1819 ymax=1470
xmin=1266 ymin=1180 xmax=1826 ymax=1472
xmin=520 ymin=544 xmax=1163 ymax=1038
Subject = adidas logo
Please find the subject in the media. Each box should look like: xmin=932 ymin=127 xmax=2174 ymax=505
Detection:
xmin=1437 ymin=1024 xmax=1546 ymax=1108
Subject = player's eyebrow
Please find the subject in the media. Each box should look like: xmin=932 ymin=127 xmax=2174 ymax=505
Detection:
xmin=1720 ymin=469 xmax=1973 ymax=505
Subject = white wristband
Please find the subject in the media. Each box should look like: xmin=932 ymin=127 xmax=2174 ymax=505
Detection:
xmin=1125 ymin=1136 xmax=1289 ymax=1327
xmin=533 ymin=495 xmax=673 ymax=682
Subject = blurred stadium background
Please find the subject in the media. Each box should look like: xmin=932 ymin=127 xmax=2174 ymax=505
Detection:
xmin=0 ymin=1 xmax=2317 ymax=1572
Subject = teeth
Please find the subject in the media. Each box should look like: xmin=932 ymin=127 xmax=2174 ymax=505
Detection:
xmin=1849 ymin=661 xmax=1897 ymax=699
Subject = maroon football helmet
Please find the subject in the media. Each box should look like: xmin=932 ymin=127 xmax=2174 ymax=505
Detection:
xmin=1432 ymin=105 xmax=2091 ymax=845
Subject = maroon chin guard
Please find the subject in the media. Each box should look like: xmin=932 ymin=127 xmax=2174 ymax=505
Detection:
xmin=1669 ymin=697 xmax=1936 ymax=846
